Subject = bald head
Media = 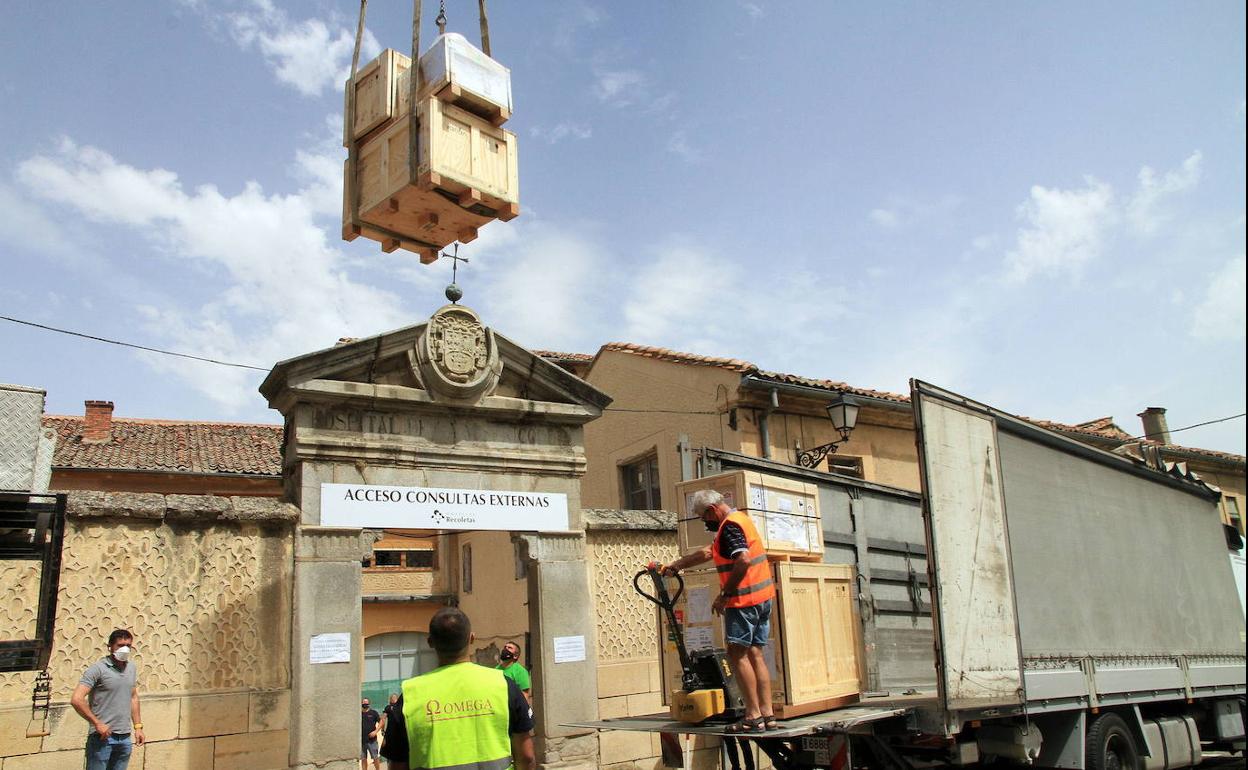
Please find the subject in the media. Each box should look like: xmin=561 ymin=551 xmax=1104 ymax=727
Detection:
xmin=429 ymin=607 xmax=472 ymax=656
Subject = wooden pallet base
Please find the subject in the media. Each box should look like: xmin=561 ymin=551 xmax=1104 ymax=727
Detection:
xmin=772 ymin=692 xmax=860 ymax=719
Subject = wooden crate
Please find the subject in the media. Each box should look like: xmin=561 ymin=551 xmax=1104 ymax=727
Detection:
xmin=412 ymin=33 xmax=512 ymax=125
xmin=675 ymin=471 xmax=822 ymax=560
xmin=343 ymin=98 xmax=519 ymax=257
xmin=343 ymin=49 xmax=411 ymax=145
xmin=659 ymin=563 xmax=861 ymax=718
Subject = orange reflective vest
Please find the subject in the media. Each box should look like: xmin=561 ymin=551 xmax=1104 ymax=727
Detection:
xmin=711 ymin=511 xmax=775 ymax=608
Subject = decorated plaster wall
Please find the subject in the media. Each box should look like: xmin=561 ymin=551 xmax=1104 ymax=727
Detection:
xmin=0 ymin=496 xmax=294 ymax=704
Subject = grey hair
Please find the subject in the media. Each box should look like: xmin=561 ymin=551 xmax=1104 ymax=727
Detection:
xmin=688 ymin=489 xmax=724 ymax=516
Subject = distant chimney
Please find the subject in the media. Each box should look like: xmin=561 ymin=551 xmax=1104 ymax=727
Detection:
xmin=1138 ymin=407 xmax=1171 ymax=444
xmin=83 ymin=400 xmax=114 ymax=443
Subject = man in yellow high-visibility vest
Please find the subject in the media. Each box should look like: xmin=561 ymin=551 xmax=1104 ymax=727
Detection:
xmin=381 ymin=608 xmax=535 ymax=770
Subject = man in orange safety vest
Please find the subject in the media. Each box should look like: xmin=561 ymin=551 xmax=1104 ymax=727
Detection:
xmin=662 ymin=489 xmax=777 ymax=733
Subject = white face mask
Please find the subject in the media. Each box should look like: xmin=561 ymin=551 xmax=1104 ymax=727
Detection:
xmin=112 ymin=646 xmax=131 ymax=662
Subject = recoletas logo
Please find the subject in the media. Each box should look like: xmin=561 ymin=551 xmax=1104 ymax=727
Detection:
xmin=431 ymin=509 xmax=476 ymax=525
xmin=425 ymin=697 xmax=496 ymax=722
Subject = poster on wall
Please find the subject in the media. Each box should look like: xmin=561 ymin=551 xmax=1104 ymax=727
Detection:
xmin=320 ymin=483 xmax=571 ymax=531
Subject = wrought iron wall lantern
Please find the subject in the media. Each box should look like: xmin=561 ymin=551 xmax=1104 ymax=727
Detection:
xmin=795 ymin=394 xmax=860 ymax=469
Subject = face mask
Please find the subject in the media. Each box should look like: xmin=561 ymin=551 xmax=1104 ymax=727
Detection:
xmin=362 ymin=703 xmax=370 ymax=710
xmin=500 ymin=649 xmax=516 ymax=661
xmin=703 ymin=518 xmax=718 ymax=532
xmin=112 ymin=646 xmax=131 ymax=662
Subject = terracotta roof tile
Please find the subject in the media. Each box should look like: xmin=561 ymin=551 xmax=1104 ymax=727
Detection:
xmin=596 ymin=342 xmax=908 ymax=402
xmin=599 ymin=342 xmax=755 ymax=371
xmin=43 ymin=415 xmax=282 ymax=476
xmin=533 ymin=350 xmax=594 ymax=362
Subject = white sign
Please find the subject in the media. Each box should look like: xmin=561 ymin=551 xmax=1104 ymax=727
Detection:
xmin=552 ymin=635 xmax=586 ymax=663
xmin=309 ymin=632 xmax=351 ymax=664
xmin=320 ymin=483 xmax=570 ymax=531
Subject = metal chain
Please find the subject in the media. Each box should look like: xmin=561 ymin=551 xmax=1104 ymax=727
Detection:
xmin=436 ymin=0 xmax=447 ymax=35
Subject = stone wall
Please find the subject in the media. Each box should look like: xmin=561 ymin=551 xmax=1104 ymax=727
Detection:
xmin=0 ymin=492 xmax=296 ymax=770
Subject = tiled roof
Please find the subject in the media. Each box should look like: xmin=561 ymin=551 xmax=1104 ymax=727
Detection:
xmin=599 ymin=342 xmax=755 ymax=371
xmin=43 ymin=415 xmax=283 ymax=476
xmin=1147 ymin=440 xmax=1246 ymax=466
xmin=596 ymin=342 xmax=909 ymax=403
xmin=533 ymin=350 xmax=594 ymax=363
xmin=1074 ymin=416 xmax=1133 ymax=440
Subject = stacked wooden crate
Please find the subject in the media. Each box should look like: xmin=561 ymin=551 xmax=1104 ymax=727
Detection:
xmin=342 ymin=34 xmax=519 ymax=262
xmin=663 ymin=471 xmax=863 ymax=716
xmin=675 ymin=471 xmax=823 ymax=560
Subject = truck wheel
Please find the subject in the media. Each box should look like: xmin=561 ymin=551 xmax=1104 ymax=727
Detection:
xmin=1086 ymin=713 xmax=1141 ymax=770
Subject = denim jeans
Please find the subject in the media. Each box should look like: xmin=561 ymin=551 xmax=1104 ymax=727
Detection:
xmin=85 ymin=732 xmax=132 ymax=770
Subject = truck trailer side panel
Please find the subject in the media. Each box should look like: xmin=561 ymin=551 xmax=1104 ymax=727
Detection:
xmin=997 ymin=429 xmax=1245 ymax=657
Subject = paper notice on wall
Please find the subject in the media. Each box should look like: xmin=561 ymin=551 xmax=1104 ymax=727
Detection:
xmin=553 ymin=635 xmax=586 ymax=663
xmin=766 ymin=513 xmax=810 ymax=551
xmin=777 ymin=496 xmax=794 ymax=513
xmin=686 ymin=586 xmax=713 ymax=624
xmin=685 ymin=625 xmax=714 ymax=652
xmin=309 ymin=632 xmax=351 ymax=664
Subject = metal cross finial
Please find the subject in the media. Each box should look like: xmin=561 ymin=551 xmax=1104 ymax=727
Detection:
xmin=442 ymin=244 xmax=469 ymax=303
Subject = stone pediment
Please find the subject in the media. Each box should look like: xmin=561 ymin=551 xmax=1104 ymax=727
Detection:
xmin=259 ymin=305 xmax=611 ymax=422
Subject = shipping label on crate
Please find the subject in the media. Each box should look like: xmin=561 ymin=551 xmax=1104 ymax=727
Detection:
xmin=766 ymin=512 xmax=812 ymax=551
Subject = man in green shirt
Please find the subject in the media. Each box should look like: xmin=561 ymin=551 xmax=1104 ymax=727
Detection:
xmin=496 ymin=641 xmax=531 ymax=704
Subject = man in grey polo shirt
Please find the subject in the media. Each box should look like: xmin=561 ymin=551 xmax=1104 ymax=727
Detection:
xmin=71 ymin=629 xmax=146 ymax=770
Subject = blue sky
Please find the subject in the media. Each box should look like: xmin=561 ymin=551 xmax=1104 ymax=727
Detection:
xmin=1 ymin=1 xmax=1244 ymax=453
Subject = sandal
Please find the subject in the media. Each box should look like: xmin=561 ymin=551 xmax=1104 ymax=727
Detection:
xmin=761 ymin=715 xmax=779 ymax=731
xmin=726 ymin=717 xmax=764 ymax=734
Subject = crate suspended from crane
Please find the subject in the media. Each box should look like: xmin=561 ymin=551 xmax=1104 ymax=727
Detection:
xmin=342 ymin=5 xmax=518 ymax=262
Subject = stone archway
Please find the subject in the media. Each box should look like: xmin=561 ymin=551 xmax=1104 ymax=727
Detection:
xmin=260 ymin=304 xmax=611 ymax=770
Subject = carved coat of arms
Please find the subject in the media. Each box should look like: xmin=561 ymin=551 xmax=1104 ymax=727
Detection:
xmin=414 ymin=305 xmax=502 ymax=401
xmin=429 ymin=312 xmax=487 ymax=383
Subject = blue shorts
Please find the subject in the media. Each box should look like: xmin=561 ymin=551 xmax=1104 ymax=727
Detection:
xmin=724 ymin=598 xmax=772 ymax=648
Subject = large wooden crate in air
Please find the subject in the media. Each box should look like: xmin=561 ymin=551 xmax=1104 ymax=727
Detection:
xmin=342 ymin=98 xmax=519 ymax=260
xmin=659 ymin=562 xmax=862 ymax=717
xmin=674 ymin=471 xmax=822 ymax=560
xmin=344 ymin=38 xmax=511 ymax=147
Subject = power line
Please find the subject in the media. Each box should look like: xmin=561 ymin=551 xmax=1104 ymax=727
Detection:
xmin=1 ymin=314 xmax=268 ymax=371
xmin=4 ymin=313 xmax=1245 ymax=439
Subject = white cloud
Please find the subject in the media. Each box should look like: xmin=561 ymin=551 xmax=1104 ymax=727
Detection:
xmin=1004 ymin=177 xmax=1114 ymax=283
xmin=474 ymin=222 xmax=613 ymax=351
xmin=1126 ymin=151 xmax=1201 ymax=235
xmin=14 ymin=138 xmax=409 ymax=411
xmin=225 ymin=0 xmax=378 ymax=97
xmin=740 ymin=2 xmax=765 ymax=20
xmin=1191 ymin=255 xmax=1246 ymax=341
xmin=593 ymin=69 xmax=646 ymax=107
xmin=529 ymin=122 xmax=593 ymax=144
xmin=869 ymin=208 xmax=899 ymax=228
xmin=621 ymin=244 xmax=737 ymax=346
xmin=666 ymin=131 xmax=703 ymax=163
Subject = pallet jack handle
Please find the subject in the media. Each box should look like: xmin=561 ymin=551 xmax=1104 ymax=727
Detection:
xmin=633 ymin=563 xmax=695 ymax=676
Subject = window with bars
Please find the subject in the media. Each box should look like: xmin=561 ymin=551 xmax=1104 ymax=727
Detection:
xmin=621 ymin=453 xmax=661 ymax=509
xmin=363 ymin=548 xmax=437 ymax=570
xmin=363 ymin=632 xmax=439 ymax=685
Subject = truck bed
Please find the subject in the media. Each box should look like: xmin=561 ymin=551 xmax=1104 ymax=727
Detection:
xmin=565 ymin=692 xmax=936 ymax=739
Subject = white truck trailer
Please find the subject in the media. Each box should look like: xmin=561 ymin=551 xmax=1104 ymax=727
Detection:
xmin=571 ymin=381 xmax=1246 ymax=769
